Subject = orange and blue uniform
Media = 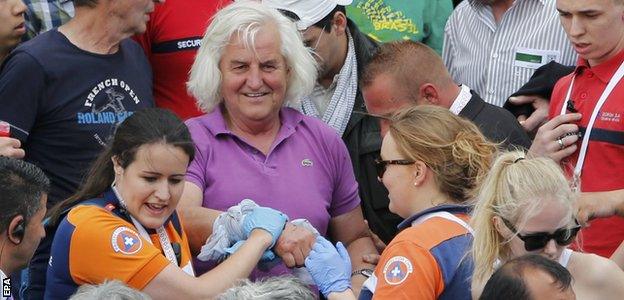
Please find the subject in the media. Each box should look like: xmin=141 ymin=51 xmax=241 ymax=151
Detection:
xmin=360 ymin=205 xmax=473 ymax=300
xmin=44 ymin=189 xmax=193 ymax=300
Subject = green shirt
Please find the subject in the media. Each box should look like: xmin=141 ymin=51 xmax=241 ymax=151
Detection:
xmin=347 ymin=0 xmax=452 ymax=54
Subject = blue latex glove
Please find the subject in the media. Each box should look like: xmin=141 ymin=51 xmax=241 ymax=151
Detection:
xmin=242 ymin=207 xmax=288 ymax=248
xmin=224 ymin=240 xmax=276 ymax=261
xmin=305 ymin=236 xmax=352 ymax=297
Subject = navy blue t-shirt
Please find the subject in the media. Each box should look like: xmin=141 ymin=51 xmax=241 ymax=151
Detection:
xmin=0 ymin=29 xmax=154 ymax=205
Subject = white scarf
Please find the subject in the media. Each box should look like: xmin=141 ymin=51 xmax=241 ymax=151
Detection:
xmin=301 ymin=29 xmax=358 ymax=137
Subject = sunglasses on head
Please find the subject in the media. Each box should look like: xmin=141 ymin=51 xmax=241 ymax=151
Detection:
xmin=374 ymin=158 xmax=415 ymax=179
xmin=501 ymin=218 xmax=581 ymax=252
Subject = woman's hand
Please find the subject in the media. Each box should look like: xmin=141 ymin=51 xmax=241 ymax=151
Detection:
xmin=305 ymin=236 xmax=352 ymax=297
xmin=242 ymin=206 xmax=288 ymax=248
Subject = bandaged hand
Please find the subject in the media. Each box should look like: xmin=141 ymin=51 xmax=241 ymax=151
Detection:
xmin=305 ymin=236 xmax=352 ymax=297
xmin=242 ymin=206 xmax=288 ymax=248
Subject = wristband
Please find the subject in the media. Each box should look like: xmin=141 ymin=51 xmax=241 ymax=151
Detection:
xmin=351 ymin=268 xmax=374 ymax=278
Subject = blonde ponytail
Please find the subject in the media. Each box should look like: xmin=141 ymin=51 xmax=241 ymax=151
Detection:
xmin=470 ymin=150 xmax=576 ymax=284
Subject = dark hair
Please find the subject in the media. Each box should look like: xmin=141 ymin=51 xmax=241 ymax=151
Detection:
xmin=313 ymin=5 xmax=346 ymax=32
xmin=73 ymin=0 xmax=98 ymax=8
xmin=479 ymin=254 xmax=573 ymax=300
xmin=277 ymin=5 xmax=346 ymax=33
xmin=0 ymin=157 xmax=50 ymax=231
xmin=48 ymin=108 xmax=195 ymax=225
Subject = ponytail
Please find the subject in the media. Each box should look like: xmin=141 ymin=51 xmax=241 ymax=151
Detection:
xmin=470 ymin=150 xmax=576 ymax=284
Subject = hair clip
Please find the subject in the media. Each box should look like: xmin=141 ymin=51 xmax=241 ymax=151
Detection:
xmin=513 ymin=157 xmax=525 ymax=163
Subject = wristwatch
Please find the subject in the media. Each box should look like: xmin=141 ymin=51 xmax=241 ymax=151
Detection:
xmin=351 ymin=268 xmax=374 ymax=278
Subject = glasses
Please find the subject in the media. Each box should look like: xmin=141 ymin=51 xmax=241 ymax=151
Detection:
xmin=304 ymin=26 xmax=325 ymax=51
xmin=374 ymin=158 xmax=415 ymax=179
xmin=501 ymin=218 xmax=581 ymax=251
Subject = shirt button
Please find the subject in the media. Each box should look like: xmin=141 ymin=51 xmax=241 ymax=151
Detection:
xmin=587 ymin=73 xmax=594 ymax=78
xmin=492 ymin=53 xmax=499 ymax=59
xmin=488 ymin=89 xmax=495 ymax=94
xmin=580 ymin=92 xmax=588 ymax=99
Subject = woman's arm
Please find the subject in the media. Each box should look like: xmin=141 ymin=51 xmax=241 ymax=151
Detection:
xmin=144 ymin=206 xmax=288 ymax=299
xmin=143 ymin=229 xmax=273 ymax=299
xmin=577 ymin=253 xmax=624 ymax=300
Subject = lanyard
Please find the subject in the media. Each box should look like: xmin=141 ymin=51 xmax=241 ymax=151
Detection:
xmin=111 ymin=186 xmax=179 ymax=267
xmin=559 ymin=60 xmax=624 ymax=191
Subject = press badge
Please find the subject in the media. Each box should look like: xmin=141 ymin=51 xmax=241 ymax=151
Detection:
xmin=514 ymin=47 xmax=560 ymax=69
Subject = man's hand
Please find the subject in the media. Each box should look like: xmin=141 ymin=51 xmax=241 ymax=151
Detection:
xmin=576 ymin=190 xmax=624 ymax=226
xmin=0 ymin=137 xmax=25 ymax=158
xmin=508 ymin=95 xmax=550 ymax=133
xmin=529 ymin=113 xmax=582 ymax=163
xmin=274 ymin=222 xmax=315 ymax=267
xmin=363 ymin=220 xmax=386 ymax=253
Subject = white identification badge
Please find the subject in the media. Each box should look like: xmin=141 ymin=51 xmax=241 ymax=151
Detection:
xmin=514 ymin=47 xmax=561 ymax=69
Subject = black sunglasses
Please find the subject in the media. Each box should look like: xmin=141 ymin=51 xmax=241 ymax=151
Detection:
xmin=374 ymin=158 xmax=415 ymax=179
xmin=502 ymin=218 xmax=581 ymax=251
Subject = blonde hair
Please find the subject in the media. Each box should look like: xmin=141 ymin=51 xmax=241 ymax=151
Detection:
xmin=388 ymin=105 xmax=497 ymax=202
xmin=470 ymin=151 xmax=576 ymax=284
xmin=187 ymin=0 xmax=317 ymax=113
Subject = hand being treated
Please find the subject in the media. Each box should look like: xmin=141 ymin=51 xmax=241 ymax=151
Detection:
xmin=224 ymin=240 xmax=276 ymax=261
xmin=305 ymin=236 xmax=352 ymax=297
xmin=242 ymin=206 xmax=288 ymax=248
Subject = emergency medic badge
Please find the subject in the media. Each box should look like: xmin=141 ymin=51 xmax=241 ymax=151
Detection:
xmin=111 ymin=227 xmax=143 ymax=255
xmin=383 ymin=256 xmax=413 ymax=285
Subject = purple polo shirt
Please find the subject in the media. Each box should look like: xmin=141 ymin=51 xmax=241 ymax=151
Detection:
xmin=185 ymin=106 xmax=360 ymax=278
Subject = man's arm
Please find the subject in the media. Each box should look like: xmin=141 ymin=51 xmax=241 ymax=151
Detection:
xmin=575 ymin=189 xmax=624 ymax=270
xmin=177 ymin=182 xmax=221 ymax=255
xmin=576 ymin=189 xmax=624 ymax=225
xmin=329 ymin=206 xmax=377 ymax=297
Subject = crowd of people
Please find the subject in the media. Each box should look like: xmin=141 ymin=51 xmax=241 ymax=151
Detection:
xmin=1 ymin=0 xmax=624 ymax=299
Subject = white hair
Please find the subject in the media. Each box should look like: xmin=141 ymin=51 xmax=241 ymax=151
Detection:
xmin=69 ymin=280 xmax=151 ymax=300
xmin=217 ymin=276 xmax=315 ymax=300
xmin=187 ymin=0 xmax=318 ymax=113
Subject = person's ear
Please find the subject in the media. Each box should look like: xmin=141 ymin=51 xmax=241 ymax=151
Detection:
xmin=8 ymin=215 xmax=25 ymax=245
xmin=332 ymin=11 xmax=348 ymax=34
xmin=492 ymin=216 xmax=509 ymax=238
xmin=418 ymin=84 xmax=441 ymax=105
xmin=412 ymin=161 xmax=427 ymax=186
xmin=111 ymin=155 xmax=123 ymax=176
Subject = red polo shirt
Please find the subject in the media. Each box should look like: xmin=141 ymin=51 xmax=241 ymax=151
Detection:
xmin=550 ymin=49 xmax=624 ymax=257
xmin=135 ymin=0 xmax=232 ymax=120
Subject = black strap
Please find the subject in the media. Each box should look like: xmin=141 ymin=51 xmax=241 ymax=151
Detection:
xmin=579 ymin=127 xmax=624 ymax=146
